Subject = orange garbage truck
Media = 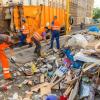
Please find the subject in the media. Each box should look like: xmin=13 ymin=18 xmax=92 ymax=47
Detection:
xmin=12 ymin=0 xmax=71 ymax=33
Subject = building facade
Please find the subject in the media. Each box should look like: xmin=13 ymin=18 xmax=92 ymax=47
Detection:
xmin=86 ymin=0 xmax=94 ymax=18
xmin=70 ymin=0 xmax=94 ymax=25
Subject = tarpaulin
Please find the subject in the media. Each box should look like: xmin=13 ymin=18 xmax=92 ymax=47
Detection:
xmin=88 ymin=26 xmax=100 ymax=32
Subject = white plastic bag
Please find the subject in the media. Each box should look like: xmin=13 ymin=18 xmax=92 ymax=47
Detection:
xmin=67 ymin=34 xmax=88 ymax=48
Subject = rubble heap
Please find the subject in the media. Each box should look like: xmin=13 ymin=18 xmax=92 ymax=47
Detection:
xmin=0 ymin=30 xmax=100 ymax=100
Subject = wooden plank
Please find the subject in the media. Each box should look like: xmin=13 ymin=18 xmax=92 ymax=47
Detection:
xmin=40 ymin=83 xmax=52 ymax=96
xmin=51 ymin=75 xmax=58 ymax=83
xmin=40 ymin=76 xmax=65 ymax=96
xmin=31 ymin=76 xmax=65 ymax=95
xmin=31 ymin=82 xmax=49 ymax=92
xmin=68 ymin=81 xmax=79 ymax=100
xmin=88 ymin=32 xmax=100 ymax=36
xmin=52 ymin=84 xmax=59 ymax=90
xmin=83 ymin=63 xmax=97 ymax=72
xmin=66 ymin=77 xmax=79 ymax=85
xmin=51 ymin=76 xmax=65 ymax=87
xmin=64 ymin=85 xmax=73 ymax=96
xmin=65 ymin=75 xmax=72 ymax=81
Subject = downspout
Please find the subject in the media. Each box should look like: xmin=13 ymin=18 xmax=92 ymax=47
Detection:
xmin=43 ymin=0 xmax=46 ymax=26
xmin=66 ymin=0 xmax=71 ymax=33
xmin=48 ymin=0 xmax=50 ymax=23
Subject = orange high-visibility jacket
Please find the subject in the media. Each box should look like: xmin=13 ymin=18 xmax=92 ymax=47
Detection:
xmin=0 ymin=42 xmax=9 ymax=50
xmin=33 ymin=32 xmax=42 ymax=41
xmin=0 ymin=34 xmax=13 ymax=79
xmin=0 ymin=43 xmax=12 ymax=79
xmin=22 ymin=23 xmax=29 ymax=35
xmin=27 ymin=27 xmax=46 ymax=43
xmin=38 ymin=27 xmax=45 ymax=35
xmin=33 ymin=27 xmax=46 ymax=41
xmin=52 ymin=20 xmax=60 ymax=31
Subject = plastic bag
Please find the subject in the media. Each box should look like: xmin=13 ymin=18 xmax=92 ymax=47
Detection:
xmin=67 ymin=34 xmax=88 ymax=48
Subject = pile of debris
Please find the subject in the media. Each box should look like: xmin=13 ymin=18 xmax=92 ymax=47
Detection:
xmin=0 ymin=30 xmax=100 ymax=100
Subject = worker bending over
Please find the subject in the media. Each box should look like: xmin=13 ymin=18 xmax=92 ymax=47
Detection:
xmin=50 ymin=16 xmax=60 ymax=50
xmin=0 ymin=32 xmax=15 ymax=80
xmin=31 ymin=27 xmax=48 ymax=57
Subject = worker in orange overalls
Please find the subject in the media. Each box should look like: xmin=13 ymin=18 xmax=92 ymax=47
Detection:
xmin=19 ymin=18 xmax=30 ymax=46
xmin=50 ymin=16 xmax=60 ymax=49
xmin=31 ymin=27 xmax=48 ymax=57
xmin=0 ymin=33 xmax=15 ymax=80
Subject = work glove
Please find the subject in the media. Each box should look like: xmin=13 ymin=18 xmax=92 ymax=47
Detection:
xmin=10 ymin=56 xmax=16 ymax=63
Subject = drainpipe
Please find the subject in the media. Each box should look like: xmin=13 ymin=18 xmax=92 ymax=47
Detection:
xmin=66 ymin=0 xmax=71 ymax=33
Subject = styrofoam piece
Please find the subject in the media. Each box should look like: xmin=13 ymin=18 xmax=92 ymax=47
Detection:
xmin=74 ymin=52 xmax=100 ymax=64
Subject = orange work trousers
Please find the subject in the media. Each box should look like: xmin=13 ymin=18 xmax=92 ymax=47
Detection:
xmin=0 ymin=50 xmax=12 ymax=79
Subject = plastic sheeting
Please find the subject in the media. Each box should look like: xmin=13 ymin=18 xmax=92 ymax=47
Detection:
xmin=67 ymin=34 xmax=88 ymax=48
xmin=80 ymin=82 xmax=90 ymax=99
xmin=74 ymin=52 xmax=100 ymax=64
xmin=88 ymin=26 xmax=100 ymax=33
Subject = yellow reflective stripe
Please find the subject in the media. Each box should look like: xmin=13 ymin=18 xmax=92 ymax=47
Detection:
xmin=3 ymin=68 xmax=9 ymax=70
xmin=52 ymin=26 xmax=60 ymax=30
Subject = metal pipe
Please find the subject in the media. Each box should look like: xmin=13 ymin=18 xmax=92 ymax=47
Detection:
xmin=48 ymin=0 xmax=50 ymax=23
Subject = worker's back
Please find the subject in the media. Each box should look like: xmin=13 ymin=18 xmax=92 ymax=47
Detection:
xmin=37 ymin=27 xmax=45 ymax=35
xmin=0 ymin=34 xmax=12 ymax=50
xmin=33 ymin=32 xmax=42 ymax=41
